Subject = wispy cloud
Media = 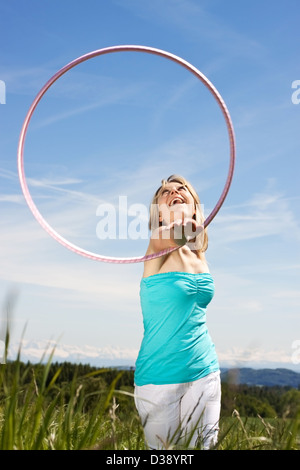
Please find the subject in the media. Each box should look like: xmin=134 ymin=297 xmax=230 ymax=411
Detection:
xmin=7 ymin=338 xmax=138 ymax=367
xmin=217 ymin=345 xmax=299 ymax=370
xmin=211 ymin=181 xmax=300 ymax=245
xmin=0 ymin=194 xmax=24 ymax=203
xmin=6 ymin=338 xmax=298 ymax=371
xmin=150 ymin=76 xmax=198 ymax=131
xmin=0 ymin=203 xmax=140 ymax=298
xmin=1 ymin=61 xmax=63 ymax=96
xmin=31 ymin=81 xmax=148 ymax=130
xmin=116 ymin=0 xmax=266 ymax=62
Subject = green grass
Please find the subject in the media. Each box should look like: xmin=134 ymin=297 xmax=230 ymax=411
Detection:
xmin=217 ymin=412 xmax=300 ymax=450
xmin=0 ymin=347 xmax=299 ymax=451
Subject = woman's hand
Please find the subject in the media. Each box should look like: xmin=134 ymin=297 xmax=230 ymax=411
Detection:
xmin=168 ymin=217 xmax=203 ymax=247
xmin=151 ymin=217 xmax=203 ymax=248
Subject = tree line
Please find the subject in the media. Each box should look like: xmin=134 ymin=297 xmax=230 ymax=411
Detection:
xmin=1 ymin=360 xmax=300 ymax=419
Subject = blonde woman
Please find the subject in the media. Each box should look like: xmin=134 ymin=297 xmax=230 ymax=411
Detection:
xmin=134 ymin=175 xmax=221 ymax=450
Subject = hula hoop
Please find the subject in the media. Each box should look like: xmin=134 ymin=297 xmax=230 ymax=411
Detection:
xmin=17 ymin=45 xmax=235 ymax=264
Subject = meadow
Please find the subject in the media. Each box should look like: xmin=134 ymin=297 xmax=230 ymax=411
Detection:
xmin=0 ymin=345 xmax=299 ymax=451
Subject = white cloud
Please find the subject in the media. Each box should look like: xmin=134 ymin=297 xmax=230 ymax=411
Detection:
xmin=1 ymin=64 xmax=53 ymax=95
xmin=211 ymin=183 xmax=300 ymax=245
xmin=5 ymin=338 xmax=299 ymax=372
xmin=217 ymin=346 xmax=299 ymax=370
xmin=115 ymin=0 xmax=266 ymax=62
xmin=273 ymin=290 xmax=300 ymax=300
xmin=0 ymin=194 xmax=24 ymax=203
xmin=7 ymin=339 xmax=138 ymax=367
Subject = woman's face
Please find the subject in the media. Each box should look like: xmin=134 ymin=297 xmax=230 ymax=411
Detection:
xmin=157 ymin=182 xmax=195 ymax=224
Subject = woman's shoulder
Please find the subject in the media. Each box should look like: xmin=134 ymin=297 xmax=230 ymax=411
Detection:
xmin=142 ymin=241 xmax=167 ymax=278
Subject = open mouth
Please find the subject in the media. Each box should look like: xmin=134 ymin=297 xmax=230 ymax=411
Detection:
xmin=169 ymin=197 xmax=185 ymax=206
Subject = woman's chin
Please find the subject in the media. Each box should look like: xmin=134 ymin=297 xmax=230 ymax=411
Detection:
xmin=169 ymin=205 xmax=193 ymax=220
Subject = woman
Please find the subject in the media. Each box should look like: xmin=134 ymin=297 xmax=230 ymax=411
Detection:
xmin=134 ymin=175 xmax=221 ymax=450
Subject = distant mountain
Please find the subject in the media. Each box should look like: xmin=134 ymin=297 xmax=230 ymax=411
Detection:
xmin=6 ymin=340 xmax=300 ymax=388
xmin=7 ymin=339 xmax=138 ymax=368
xmin=221 ymin=367 xmax=300 ymax=388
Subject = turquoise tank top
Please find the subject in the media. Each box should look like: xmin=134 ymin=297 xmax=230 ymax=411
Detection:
xmin=134 ymin=272 xmax=219 ymax=386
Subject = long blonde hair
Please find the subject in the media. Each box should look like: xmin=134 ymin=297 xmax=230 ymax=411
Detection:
xmin=148 ymin=174 xmax=208 ymax=252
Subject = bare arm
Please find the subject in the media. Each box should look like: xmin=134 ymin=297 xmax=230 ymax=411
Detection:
xmin=149 ymin=218 xmax=202 ymax=253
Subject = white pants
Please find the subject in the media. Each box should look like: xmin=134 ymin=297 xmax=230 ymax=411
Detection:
xmin=134 ymin=371 xmax=221 ymax=450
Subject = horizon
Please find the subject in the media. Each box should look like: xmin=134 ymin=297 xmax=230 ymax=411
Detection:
xmin=3 ymin=337 xmax=300 ymax=375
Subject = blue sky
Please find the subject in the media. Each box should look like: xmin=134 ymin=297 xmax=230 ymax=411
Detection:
xmin=0 ymin=0 xmax=299 ymax=370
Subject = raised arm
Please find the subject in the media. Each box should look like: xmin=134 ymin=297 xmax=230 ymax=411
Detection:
xmin=148 ymin=217 xmax=202 ymax=253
